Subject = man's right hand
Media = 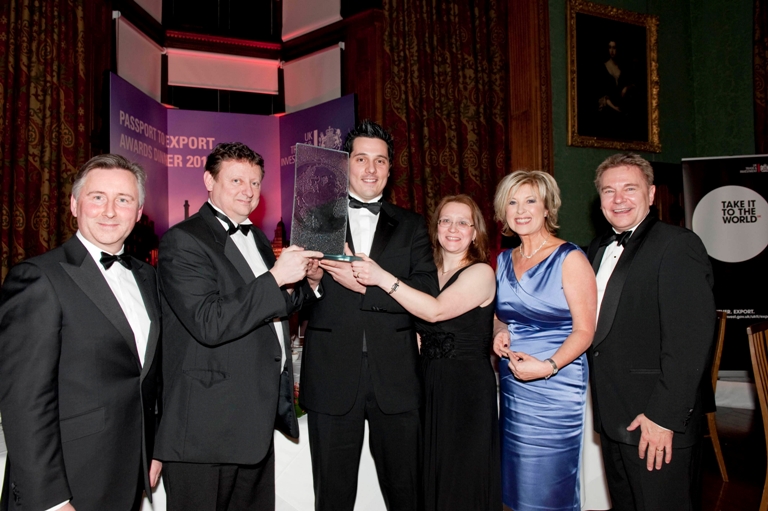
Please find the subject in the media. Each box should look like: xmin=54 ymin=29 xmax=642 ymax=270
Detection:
xmin=269 ymin=246 xmax=323 ymax=287
xmin=59 ymin=503 xmax=76 ymax=511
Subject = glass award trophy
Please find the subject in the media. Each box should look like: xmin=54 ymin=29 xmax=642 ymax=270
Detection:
xmin=291 ymin=143 xmax=360 ymax=261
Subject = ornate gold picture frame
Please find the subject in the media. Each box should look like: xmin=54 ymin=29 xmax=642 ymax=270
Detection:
xmin=567 ymin=0 xmax=661 ymax=152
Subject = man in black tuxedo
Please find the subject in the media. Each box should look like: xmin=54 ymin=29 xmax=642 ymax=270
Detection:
xmin=300 ymin=120 xmax=438 ymax=511
xmin=154 ymin=142 xmax=321 ymax=511
xmin=0 ymin=154 xmax=162 ymax=511
xmin=587 ymin=153 xmax=716 ymax=511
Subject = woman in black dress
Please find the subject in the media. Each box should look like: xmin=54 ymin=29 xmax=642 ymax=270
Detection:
xmin=352 ymin=194 xmax=501 ymax=511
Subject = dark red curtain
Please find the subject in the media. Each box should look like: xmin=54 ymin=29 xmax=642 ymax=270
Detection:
xmin=756 ymin=0 xmax=768 ymax=152
xmin=382 ymin=0 xmax=511 ymax=244
xmin=0 ymin=0 xmax=87 ymax=281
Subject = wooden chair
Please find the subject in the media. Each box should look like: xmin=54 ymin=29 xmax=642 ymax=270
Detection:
xmin=748 ymin=320 xmax=768 ymax=511
xmin=705 ymin=311 xmax=728 ymax=481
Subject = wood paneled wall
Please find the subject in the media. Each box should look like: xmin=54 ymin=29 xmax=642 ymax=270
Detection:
xmin=509 ymin=0 xmax=553 ymax=174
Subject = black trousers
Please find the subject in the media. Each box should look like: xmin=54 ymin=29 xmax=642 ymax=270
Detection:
xmin=307 ymin=353 xmax=421 ymax=511
xmin=600 ymin=433 xmax=702 ymax=511
xmin=162 ymin=443 xmax=275 ymax=511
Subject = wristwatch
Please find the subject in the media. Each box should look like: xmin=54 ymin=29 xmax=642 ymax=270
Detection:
xmin=545 ymin=358 xmax=558 ymax=379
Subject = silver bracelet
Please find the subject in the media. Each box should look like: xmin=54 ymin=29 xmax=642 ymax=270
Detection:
xmin=388 ymin=279 xmax=400 ymax=295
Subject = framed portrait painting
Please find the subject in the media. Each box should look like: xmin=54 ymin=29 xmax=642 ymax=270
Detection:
xmin=567 ymin=0 xmax=661 ymax=152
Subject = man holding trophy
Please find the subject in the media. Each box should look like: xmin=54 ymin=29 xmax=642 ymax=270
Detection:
xmin=298 ymin=120 xmax=438 ymax=511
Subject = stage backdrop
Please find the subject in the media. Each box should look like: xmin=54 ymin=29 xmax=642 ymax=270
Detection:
xmin=109 ymin=73 xmax=355 ymax=240
xmin=683 ymin=156 xmax=768 ymax=370
xmin=109 ymin=73 xmax=169 ymax=234
xmin=166 ymin=111 xmax=279 ymax=230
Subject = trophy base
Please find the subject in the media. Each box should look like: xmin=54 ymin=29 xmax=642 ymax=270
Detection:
xmin=322 ymin=254 xmax=362 ymax=262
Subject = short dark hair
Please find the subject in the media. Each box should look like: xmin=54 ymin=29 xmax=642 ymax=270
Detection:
xmin=205 ymin=142 xmax=265 ymax=179
xmin=431 ymin=194 xmax=490 ymax=269
xmin=344 ymin=120 xmax=395 ymax=165
xmin=594 ymin=153 xmax=654 ymax=191
xmin=72 ymin=154 xmax=146 ymax=206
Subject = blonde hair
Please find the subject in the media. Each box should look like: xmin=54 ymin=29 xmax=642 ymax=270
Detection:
xmin=493 ymin=170 xmax=561 ymax=236
xmin=594 ymin=153 xmax=654 ymax=191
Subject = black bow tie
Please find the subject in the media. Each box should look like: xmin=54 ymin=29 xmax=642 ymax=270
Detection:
xmin=100 ymin=252 xmax=132 ymax=270
xmin=600 ymin=230 xmax=633 ymax=247
xmin=208 ymin=204 xmax=251 ymax=236
xmin=348 ymin=196 xmax=382 ymax=215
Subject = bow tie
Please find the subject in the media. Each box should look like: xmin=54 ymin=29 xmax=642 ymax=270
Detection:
xmin=600 ymin=229 xmax=633 ymax=247
xmin=348 ymin=196 xmax=382 ymax=215
xmin=100 ymin=252 xmax=132 ymax=270
xmin=209 ymin=204 xmax=251 ymax=236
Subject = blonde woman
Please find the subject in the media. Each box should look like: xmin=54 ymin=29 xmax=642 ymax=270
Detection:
xmin=492 ymin=171 xmax=597 ymax=511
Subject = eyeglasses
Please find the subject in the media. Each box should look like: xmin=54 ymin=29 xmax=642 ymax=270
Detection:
xmin=437 ymin=218 xmax=474 ymax=230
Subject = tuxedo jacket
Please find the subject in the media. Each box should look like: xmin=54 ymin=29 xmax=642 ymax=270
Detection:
xmin=586 ymin=216 xmax=715 ymax=448
xmin=299 ymin=202 xmax=438 ymax=415
xmin=154 ymin=204 xmax=301 ymax=466
xmin=0 ymin=236 xmax=161 ymax=511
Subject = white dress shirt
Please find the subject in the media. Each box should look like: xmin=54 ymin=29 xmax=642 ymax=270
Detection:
xmin=77 ymin=232 xmax=150 ymax=366
xmin=208 ymin=201 xmax=286 ymax=372
xmin=595 ymin=215 xmax=647 ymax=321
xmin=348 ymin=192 xmax=383 ymax=255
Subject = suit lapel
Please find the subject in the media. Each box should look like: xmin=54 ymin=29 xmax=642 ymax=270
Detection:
xmin=132 ymin=263 xmax=160 ymax=378
xmin=224 ymin=240 xmax=256 ymax=284
xmin=60 ymin=237 xmax=141 ymax=365
xmin=588 ymin=234 xmax=610 ymax=274
xmin=252 ymin=229 xmax=281 ymax=338
xmin=346 ymin=221 xmax=356 ymax=254
xmin=369 ymin=205 xmax=398 ymax=260
xmin=593 ymin=216 xmax=657 ymax=347
xmin=200 ymin=203 xmax=257 ymax=285
xmin=254 ymin=229 xmax=277 ymax=268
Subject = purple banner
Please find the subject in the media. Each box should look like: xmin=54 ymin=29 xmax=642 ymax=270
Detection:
xmin=109 ymin=73 xmax=356 ymax=242
xmin=109 ymin=74 xmax=169 ymax=235
xmin=279 ymin=95 xmax=356 ymax=240
xmin=167 ymin=110 xmax=280 ymax=233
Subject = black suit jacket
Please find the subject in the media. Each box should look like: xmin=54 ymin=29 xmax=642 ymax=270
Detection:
xmin=299 ymin=202 xmax=438 ymax=415
xmin=0 ymin=236 xmax=161 ymax=511
xmin=154 ymin=204 xmax=301 ymax=466
xmin=587 ymin=216 xmax=716 ymax=448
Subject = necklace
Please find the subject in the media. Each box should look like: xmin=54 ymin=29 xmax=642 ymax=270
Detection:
xmin=441 ymin=266 xmax=459 ymax=275
xmin=519 ymin=236 xmax=548 ymax=259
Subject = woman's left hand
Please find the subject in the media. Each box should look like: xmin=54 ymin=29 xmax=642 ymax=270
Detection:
xmin=350 ymin=254 xmax=390 ymax=287
xmin=507 ymin=352 xmax=553 ymax=381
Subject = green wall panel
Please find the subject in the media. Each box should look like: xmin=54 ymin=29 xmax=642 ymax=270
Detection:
xmin=547 ymin=0 xmax=753 ymax=245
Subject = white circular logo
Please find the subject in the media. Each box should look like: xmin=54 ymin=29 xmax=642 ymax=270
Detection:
xmin=692 ymin=185 xmax=768 ymax=263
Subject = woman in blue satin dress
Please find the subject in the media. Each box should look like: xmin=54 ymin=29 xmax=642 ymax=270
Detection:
xmin=352 ymin=194 xmax=501 ymax=511
xmin=492 ymin=171 xmax=597 ymax=511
